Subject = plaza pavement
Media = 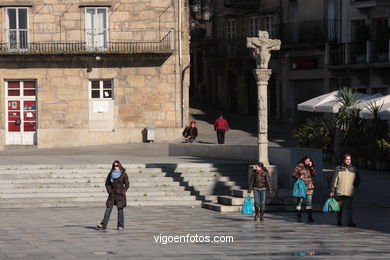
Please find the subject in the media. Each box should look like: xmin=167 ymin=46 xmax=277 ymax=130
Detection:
xmin=0 ymin=106 xmax=389 ymax=259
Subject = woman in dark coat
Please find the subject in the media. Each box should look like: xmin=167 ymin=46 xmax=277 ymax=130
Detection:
xmin=97 ymin=160 xmax=129 ymax=230
xmin=247 ymin=162 xmax=272 ymax=221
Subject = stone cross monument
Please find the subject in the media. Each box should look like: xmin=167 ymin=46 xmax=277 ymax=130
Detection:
xmin=247 ymin=31 xmax=281 ymax=165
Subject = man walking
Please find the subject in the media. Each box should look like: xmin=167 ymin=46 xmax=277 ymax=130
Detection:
xmin=214 ymin=114 xmax=229 ymax=144
xmin=330 ymin=154 xmax=361 ymax=227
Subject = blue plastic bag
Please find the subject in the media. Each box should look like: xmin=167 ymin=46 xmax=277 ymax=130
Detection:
xmin=322 ymin=198 xmax=331 ymax=212
xmin=292 ymin=179 xmax=306 ymax=198
xmin=241 ymin=195 xmax=253 ymax=215
xmin=323 ymin=197 xmax=340 ymax=212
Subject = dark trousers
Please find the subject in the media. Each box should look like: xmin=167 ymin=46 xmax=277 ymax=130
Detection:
xmin=336 ymin=196 xmax=353 ymax=224
xmin=216 ymin=129 xmax=226 ymax=144
xmin=100 ymin=205 xmax=124 ymax=229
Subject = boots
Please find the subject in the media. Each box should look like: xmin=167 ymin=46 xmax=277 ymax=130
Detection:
xmin=254 ymin=207 xmax=260 ymax=221
xmin=260 ymin=209 xmax=265 ymax=222
xmin=307 ymin=209 xmax=314 ymax=222
xmin=297 ymin=210 xmax=302 ymax=222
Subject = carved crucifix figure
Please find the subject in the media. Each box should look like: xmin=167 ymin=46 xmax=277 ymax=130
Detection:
xmin=247 ymin=31 xmax=281 ymax=69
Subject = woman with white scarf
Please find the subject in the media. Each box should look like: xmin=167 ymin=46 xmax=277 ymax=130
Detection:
xmin=97 ymin=160 xmax=129 ymax=230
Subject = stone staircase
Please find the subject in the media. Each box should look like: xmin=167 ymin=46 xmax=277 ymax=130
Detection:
xmin=202 ymin=188 xmax=297 ymax=212
xmin=0 ymin=163 xmax=249 ymax=208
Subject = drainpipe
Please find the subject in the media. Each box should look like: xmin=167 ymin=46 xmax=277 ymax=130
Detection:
xmin=181 ymin=64 xmax=191 ymax=127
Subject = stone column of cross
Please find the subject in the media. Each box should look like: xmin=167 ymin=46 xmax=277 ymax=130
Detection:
xmin=247 ymin=31 xmax=281 ymax=165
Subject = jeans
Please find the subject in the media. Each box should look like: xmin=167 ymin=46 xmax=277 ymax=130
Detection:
xmin=296 ymin=194 xmax=313 ymax=210
xmin=216 ymin=129 xmax=226 ymax=144
xmin=188 ymin=139 xmax=198 ymax=143
xmin=100 ymin=205 xmax=124 ymax=229
xmin=253 ymin=189 xmax=267 ymax=209
xmin=336 ymin=196 xmax=353 ymax=223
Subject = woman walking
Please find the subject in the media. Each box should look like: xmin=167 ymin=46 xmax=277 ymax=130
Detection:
xmin=97 ymin=160 xmax=129 ymax=230
xmin=292 ymin=155 xmax=316 ymax=222
xmin=247 ymin=162 xmax=272 ymax=221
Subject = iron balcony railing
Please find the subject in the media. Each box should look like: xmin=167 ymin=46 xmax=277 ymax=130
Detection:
xmin=327 ymin=39 xmax=390 ymax=65
xmin=0 ymin=29 xmax=173 ymax=54
xmin=282 ymin=19 xmax=338 ymax=45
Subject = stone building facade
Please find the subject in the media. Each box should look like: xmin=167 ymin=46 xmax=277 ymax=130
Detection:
xmin=0 ymin=0 xmax=190 ymax=148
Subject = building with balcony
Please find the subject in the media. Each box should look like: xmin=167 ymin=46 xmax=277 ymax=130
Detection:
xmin=190 ymin=0 xmax=332 ymax=121
xmin=0 ymin=0 xmax=189 ymax=148
xmin=325 ymin=0 xmax=390 ymax=95
xmin=190 ymin=0 xmax=281 ymax=116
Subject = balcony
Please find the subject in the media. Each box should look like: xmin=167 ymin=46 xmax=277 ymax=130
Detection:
xmin=224 ymin=0 xmax=260 ymax=8
xmin=326 ymin=39 xmax=390 ymax=66
xmin=351 ymin=0 xmax=390 ymax=9
xmin=282 ymin=19 xmax=338 ymax=45
xmin=0 ymin=29 xmax=173 ymax=55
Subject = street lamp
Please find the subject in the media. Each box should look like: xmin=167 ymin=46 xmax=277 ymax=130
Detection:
xmin=189 ymin=0 xmax=212 ymax=30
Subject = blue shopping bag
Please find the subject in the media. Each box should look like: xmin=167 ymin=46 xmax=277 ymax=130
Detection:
xmin=322 ymin=198 xmax=331 ymax=212
xmin=241 ymin=195 xmax=253 ymax=215
xmin=292 ymin=179 xmax=306 ymax=198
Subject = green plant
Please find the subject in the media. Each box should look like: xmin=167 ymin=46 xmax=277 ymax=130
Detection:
xmin=362 ymin=101 xmax=389 ymax=153
xmin=293 ymin=117 xmax=333 ymax=151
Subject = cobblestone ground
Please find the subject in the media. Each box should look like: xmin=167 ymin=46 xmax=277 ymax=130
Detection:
xmin=0 ymin=205 xmax=389 ymax=260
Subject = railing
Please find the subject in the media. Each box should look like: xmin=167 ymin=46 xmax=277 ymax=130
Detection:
xmin=0 ymin=29 xmax=173 ymax=54
xmin=326 ymin=39 xmax=389 ymax=65
xmin=283 ymin=20 xmax=338 ymax=44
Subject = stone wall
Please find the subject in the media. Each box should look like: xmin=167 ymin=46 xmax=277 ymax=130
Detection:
xmin=0 ymin=0 xmax=190 ymax=148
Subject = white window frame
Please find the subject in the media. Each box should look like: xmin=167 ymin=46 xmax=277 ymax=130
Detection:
xmin=89 ymin=80 xmax=113 ymax=100
xmin=5 ymin=7 xmax=29 ymax=51
xmin=84 ymin=7 xmax=109 ymax=51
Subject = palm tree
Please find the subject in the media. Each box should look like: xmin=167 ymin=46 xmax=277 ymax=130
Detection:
xmin=334 ymin=87 xmax=362 ymax=161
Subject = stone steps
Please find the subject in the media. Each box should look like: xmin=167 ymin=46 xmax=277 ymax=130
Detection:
xmin=201 ymin=202 xmax=297 ymax=213
xmin=0 ymin=163 xmax=249 ymax=208
xmin=0 ymin=200 xmax=202 ymax=208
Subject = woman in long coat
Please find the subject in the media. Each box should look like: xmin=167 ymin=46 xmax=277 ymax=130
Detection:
xmin=97 ymin=160 xmax=129 ymax=230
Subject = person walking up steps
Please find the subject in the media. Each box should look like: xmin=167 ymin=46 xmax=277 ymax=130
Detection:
xmin=214 ymin=114 xmax=229 ymax=144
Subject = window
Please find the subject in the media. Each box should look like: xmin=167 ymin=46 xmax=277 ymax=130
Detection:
xmin=226 ymin=19 xmax=236 ymax=42
xmin=261 ymin=15 xmax=276 ymax=38
xmin=249 ymin=17 xmax=260 ymax=37
xmin=7 ymin=81 xmax=36 ymax=97
xmin=249 ymin=16 xmax=276 ymax=38
xmin=90 ymin=80 xmax=113 ymax=99
xmin=6 ymin=7 xmax=28 ymax=51
xmin=226 ymin=19 xmax=237 ymax=56
xmin=85 ymin=8 xmax=108 ymax=50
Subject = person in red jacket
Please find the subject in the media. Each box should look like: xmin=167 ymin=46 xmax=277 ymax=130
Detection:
xmin=214 ymin=114 xmax=229 ymax=144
